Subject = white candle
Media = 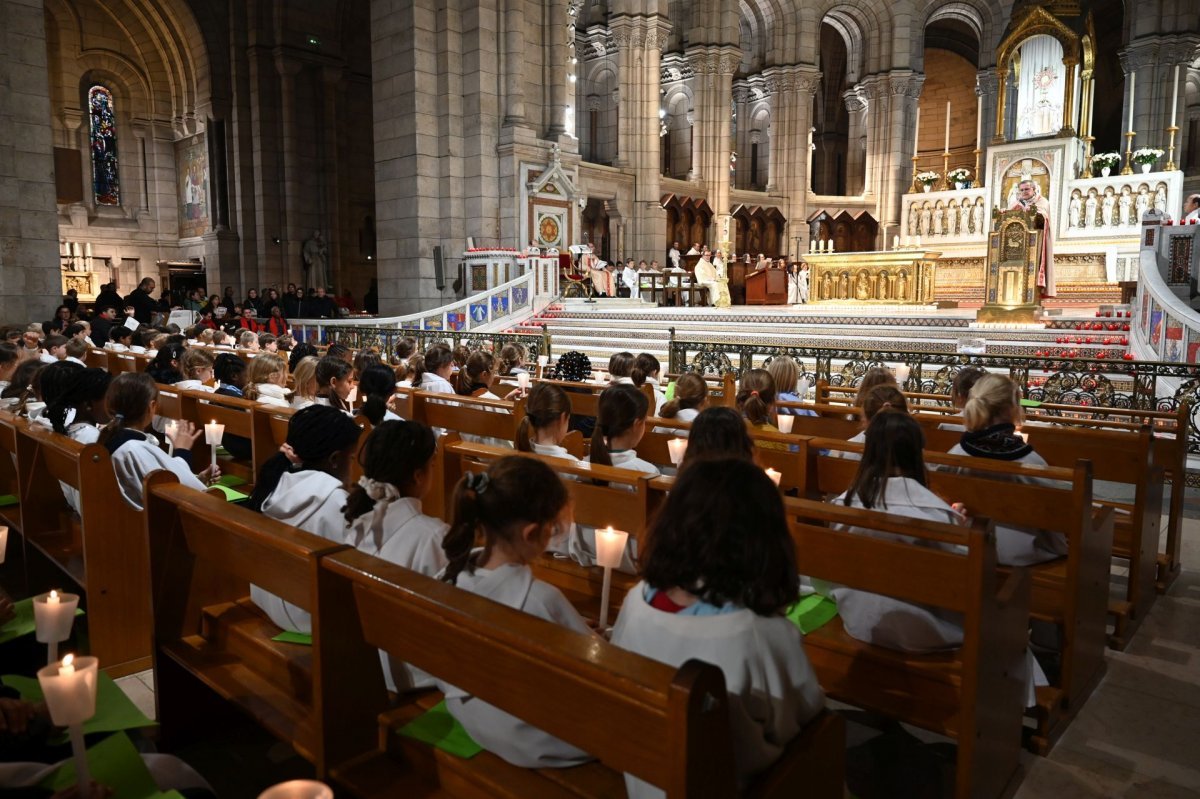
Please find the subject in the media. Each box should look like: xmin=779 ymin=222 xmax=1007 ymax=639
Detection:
xmin=72 ymin=242 xmax=81 ymax=258
xmin=59 ymin=653 xmax=75 ymax=675
xmin=1170 ymin=64 xmax=1180 ymax=128
xmin=34 ymin=590 xmax=80 ymax=665
xmin=893 ymin=235 xmax=900 ymax=250
xmin=164 ymin=420 xmax=177 ymax=457
xmin=37 ymin=654 xmax=98 ymax=726
xmin=809 ymin=239 xmax=816 ymax=253
xmin=776 ymin=414 xmax=794 ymax=434
xmin=1127 ymin=69 xmax=1136 ymax=131
xmin=537 ymin=355 xmax=549 ymax=367
xmin=594 ymin=527 xmax=629 ymax=629
xmin=914 ymin=103 xmax=921 ymax=156
xmin=829 ymin=240 xmax=835 ymax=254
xmin=976 ymin=92 xmax=983 ymax=150
xmin=667 ymin=437 xmax=688 ymax=465
xmin=944 ymin=101 xmax=951 ymax=153
xmin=904 ymin=236 xmax=911 ymax=248
xmin=894 ymin=364 xmax=911 ymax=383
xmin=0 ymin=525 xmax=7 ymax=565
xmin=915 ymin=235 xmax=922 ymax=249
xmin=517 ymin=372 xmax=530 ymax=391
xmin=205 ymin=420 xmax=225 ymax=476
xmin=84 ymin=242 xmax=92 ymax=259
xmin=257 ymin=780 xmax=335 ymax=799
xmin=765 ymin=468 xmax=782 ymax=486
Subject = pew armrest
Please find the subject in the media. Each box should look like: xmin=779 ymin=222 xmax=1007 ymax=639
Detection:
xmin=745 ymin=710 xmax=845 ymax=799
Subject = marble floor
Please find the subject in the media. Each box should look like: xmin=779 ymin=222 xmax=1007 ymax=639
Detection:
xmin=114 ymin=507 xmax=1200 ymax=798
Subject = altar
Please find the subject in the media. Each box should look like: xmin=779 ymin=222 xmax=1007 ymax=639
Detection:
xmin=802 ymin=250 xmax=938 ymax=305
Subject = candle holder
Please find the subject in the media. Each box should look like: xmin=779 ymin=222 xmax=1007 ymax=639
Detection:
xmin=34 ymin=591 xmax=80 ymax=665
xmin=204 ymin=420 xmax=225 ymax=477
xmin=973 ymin=148 xmax=982 ymax=186
xmin=938 ymin=152 xmax=951 ymax=191
xmin=1165 ymin=125 xmax=1179 ymax=171
xmin=909 ymin=154 xmax=920 ymax=193
xmin=1081 ymin=135 xmax=1095 ymax=178
xmin=776 ymin=414 xmax=794 ymax=434
xmin=666 ymin=438 xmax=688 ymax=465
xmin=517 ymin=372 xmax=530 ymax=391
xmin=38 ymin=655 xmax=99 ymax=799
xmin=594 ymin=527 xmax=629 ymax=630
xmin=258 ymin=781 xmax=334 ymax=799
xmin=1121 ymin=130 xmax=1136 ymax=175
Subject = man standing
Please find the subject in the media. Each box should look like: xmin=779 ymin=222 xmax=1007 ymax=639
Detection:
xmin=124 ymin=277 xmax=158 ymax=324
xmin=1010 ymin=179 xmax=1056 ymax=298
xmin=95 ymin=282 xmax=123 ymax=314
xmin=282 ymin=283 xmax=301 ymax=318
xmin=1184 ymin=193 xmax=1200 ymax=224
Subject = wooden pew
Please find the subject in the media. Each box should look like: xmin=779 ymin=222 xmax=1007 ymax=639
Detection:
xmin=14 ymin=418 xmax=150 ymax=675
xmin=178 ymin=388 xmax=262 ymax=486
xmin=807 ymin=438 xmax=1112 ymax=753
xmin=0 ymin=411 xmax=21 ymax=529
xmin=785 ymin=497 xmax=1030 ymax=799
xmin=316 ymin=547 xmax=847 ymax=799
xmin=144 ymin=472 xmax=350 ymax=763
xmin=84 ymin=348 xmax=110 ymax=370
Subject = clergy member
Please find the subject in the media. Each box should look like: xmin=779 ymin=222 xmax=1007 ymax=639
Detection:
xmin=693 ymin=249 xmax=718 ymax=306
xmin=1184 ymin=194 xmax=1200 ymax=224
xmin=668 ymin=241 xmax=682 ymax=269
xmin=1010 ymin=179 xmax=1056 ymax=298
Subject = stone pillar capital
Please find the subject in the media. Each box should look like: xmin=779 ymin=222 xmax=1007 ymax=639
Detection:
xmin=975 ymin=68 xmax=999 ymax=97
xmin=842 ymin=87 xmax=867 ymax=113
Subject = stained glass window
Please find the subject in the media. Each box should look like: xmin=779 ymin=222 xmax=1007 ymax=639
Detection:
xmin=88 ymin=85 xmax=120 ymax=206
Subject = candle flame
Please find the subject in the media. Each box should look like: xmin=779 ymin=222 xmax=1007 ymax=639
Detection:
xmin=62 ymin=654 xmax=73 ymax=668
xmin=49 ymin=590 xmax=57 ymax=600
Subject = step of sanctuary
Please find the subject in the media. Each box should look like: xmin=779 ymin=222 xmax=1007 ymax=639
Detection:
xmin=514 ymin=300 xmax=1130 ymax=366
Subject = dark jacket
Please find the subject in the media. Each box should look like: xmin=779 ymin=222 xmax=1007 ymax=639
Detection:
xmin=124 ymin=287 xmax=157 ymax=324
xmin=90 ymin=316 xmax=115 ymax=348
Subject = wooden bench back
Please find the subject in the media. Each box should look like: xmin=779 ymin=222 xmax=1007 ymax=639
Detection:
xmin=411 ymin=390 xmax=526 ymax=442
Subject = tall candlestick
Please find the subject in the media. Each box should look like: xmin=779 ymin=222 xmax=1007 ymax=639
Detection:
xmin=1170 ymin=64 xmax=1180 ymax=128
xmin=914 ymin=104 xmax=920 ymax=156
xmin=594 ymin=527 xmax=629 ymax=629
xmin=1127 ymin=70 xmax=1136 ymax=132
xmin=975 ymin=93 xmax=983 ymax=151
xmin=944 ymin=101 xmax=951 ymax=152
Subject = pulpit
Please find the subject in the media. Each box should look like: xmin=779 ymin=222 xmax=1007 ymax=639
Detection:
xmin=745 ymin=268 xmax=788 ymax=305
xmin=978 ymin=208 xmax=1043 ymax=323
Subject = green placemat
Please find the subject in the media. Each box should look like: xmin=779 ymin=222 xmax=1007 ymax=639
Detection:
xmin=216 ymin=474 xmax=247 ymax=488
xmin=1019 ymin=398 xmax=1042 ymax=408
xmin=4 ymin=672 xmax=156 ymax=742
xmin=397 ymin=700 xmax=483 ymax=758
xmin=38 ymin=731 xmax=162 ymax=799
xmin=211 ymin=484 xmax=249 ymax=502
xmin=786 ymin=595 xmax=839 ymax=635
xmin=0 ymin=597 xmax=85 ymax=646
xmin=0 ymin=494 xmax=16 ymax=507
xmin=271 ymin=631 xmax=312 ymax=646
xmin=664 ymin=380 xmax=676 ymax=401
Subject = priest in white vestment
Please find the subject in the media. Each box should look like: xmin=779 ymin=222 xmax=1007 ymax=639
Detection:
xmin=1009 ymin=179 xmax=1056 ymax=298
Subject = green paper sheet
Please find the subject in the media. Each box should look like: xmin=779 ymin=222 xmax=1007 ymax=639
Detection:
xmin=0 ymin=597 xmax=85 ymax=646
xmin=271 ymin=631 xmax=312 ymax=646
xmin=786 ymin=595 xmax=839 ymax=635
xmin=1019 ymin=399 xmax=1042 ymax=408
xmin=397 ymin=700 xmax=483 ymax=758
xmin=664 ymin=380 xmax=676 ymax=401
xmin=0 ymin=494 xmax=16 ymax=507
xmin=216 ymin=474 xmax=247 ymax=488
xmin=3 ymin=672 xmax=156 ymax=741
xmin=211 ymin=484 xmax=249 ymax=502
xmin=38 ymin=731 xmax=160 ymax=799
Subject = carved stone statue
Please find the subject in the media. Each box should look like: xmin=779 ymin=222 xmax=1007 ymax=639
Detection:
xmin=1136 ymin=187 xmax=1150 ymax=223
xmin=971 ymin=200 xmax=984 ymax=236
xmin=920 ymin=204 xmax=932 ymax=236
xmin=908 ymin=203 xmax=919 ymax=235
xmin=838 ymin=272 xmax=850 ymax=299
xmin=932 ymin=205 xmax=944 ymax=236
xmin=960 ymin=202 xmax=972 ymax=235
xmin=896 ymin=271 xmax=908 ymax=300
xmin=1068 ymin=192 xmax=1082 ymax=228
xmin=1102 ymin=190 xmax=1115 ymax=227
xmin=1085 ymin=191 xmax=1098 ymax=228
xmin=854 ymin=271 xmax=870 ymax=300
xmin=1119 ymin=188 xmax=1133 ymax=225
xmin=302 ymin=231 xmax=330 ymax=290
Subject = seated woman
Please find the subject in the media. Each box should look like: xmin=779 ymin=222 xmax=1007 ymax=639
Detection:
xmin=612 ymin=458 xmax=825 ymax=799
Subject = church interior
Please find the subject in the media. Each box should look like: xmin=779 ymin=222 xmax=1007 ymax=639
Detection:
xmin=2 ymin=0 xmax=1200 ymax=797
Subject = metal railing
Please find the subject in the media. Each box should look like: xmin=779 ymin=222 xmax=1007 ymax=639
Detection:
xmin=324 ymin=326 xmax=551 ymax=362
xmin=667 ymin=331 xmax=1200 ymax=450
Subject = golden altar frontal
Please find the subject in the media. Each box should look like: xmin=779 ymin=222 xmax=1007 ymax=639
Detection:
xmin=801 ymin=250 xmax=938 ymax=305
xmin=978 ymin=208 xmax=1043 ymax=324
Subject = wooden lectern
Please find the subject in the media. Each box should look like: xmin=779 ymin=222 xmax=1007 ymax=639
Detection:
xmin=978 ymin=208 xmax=1043 ymax=323
xmin=745 ymin=268 xmax=788 ymax=305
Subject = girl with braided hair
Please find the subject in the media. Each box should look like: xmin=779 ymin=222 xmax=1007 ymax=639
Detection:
xmin=342 ymin=419 xmax=446 ymax=691
xmin=439 ymin=456 xmax=593 ymax=768
xmin=247 ymin=405 xmax=363 ymax=633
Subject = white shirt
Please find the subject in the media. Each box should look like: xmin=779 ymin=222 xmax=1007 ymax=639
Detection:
xmin=109 ymin=431 xmax=209 ymax=511
xmin=39 ymin=352 xmax=58 ymax=364
xmin=612 ymin=583 xmax=825 ymax=799
xmin=621 ymin=265 xmax=639 ymax=291
xmin=1184 ymin=207 xmax=1200 ymax=224
xmin=291 ymin=396 xmax=318 ymax=410
xmin=250 ymin=470 xmax=349 ymax=633
xmin=418 ymin=372 xmax=455 ymax=394
xmin=253 ymin=383 xmax=291 ymax=406
xmin=440 ymin=558 xmax=593 ymax=768
xmin=174 ymin=379 xmax=215 ymax=393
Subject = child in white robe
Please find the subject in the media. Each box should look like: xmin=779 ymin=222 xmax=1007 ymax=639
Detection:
xmin=174 ymin=348 xmax=216 ymax=393
xmin=577 ymin=384 xmax=659 ymax=571
xmin=343 ymin=419 xmax=447 ymax=691
xmin=245 ymin=353 xmax=291 ymax=407
xmin=97 ymin=372 xmax=218 ymax=511
xmin=612 ymin=457 xmax=825 ymax=799
xmin=314 ymin=355 xmax=356 ymax=414
xmin=438 ymin=456 xmax=594 ymax=768
xmin=245 ymin=405 xmax=363 ymax=633
xmin=633 ymin=353 xmax=666 ymax=415
xmin=453 ymin=351 xmax=521 ymax=449
xmin=653 ymin=372 xmax=707 ymax=436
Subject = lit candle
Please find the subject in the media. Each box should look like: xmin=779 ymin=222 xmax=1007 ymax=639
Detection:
xmin=517 ymin=372 xmax=530 ymax=391
xmin=34 ymin=590 xmax=80 ymax=665
xmin=776 ymin=414 xmax=794 ymax=434
xmin=914 ymin=103 xmax=921 ymax=156
xmin=204 ymin=420 xmax=225 ymax=476
xmin=257 ymin=780 xmax=335 ymax=799
xmin=893 ymin=235 xmax=900 ymax=250
xmin=164 ymin=420 xmax=177 ymax=457
xmin=0 ymin=525 xmax=7 ymax=565
xmin=1127 ymin=69 xmax=1136 ymax=131
xmin=667 ymin=437 xmax=688 ymax=465
xmin=944 ymin=101 xmax=951 ymax=153
xmin=594 ymin=526 xmax=629 ymax=629
xmin=37 ymin=654 xmax=99 ymax=799
xmin=1170 ymin=64 xmax=1180 ymax=128
xmin=894 ymin=364 xmax=911 ymax=384
xmin=976 ymin=92 xmax=983 ymax=151
xmin=537 ymin=354 xmax=549 ymax=367
xmin=765 ymin=468 xmax=782 ymax=486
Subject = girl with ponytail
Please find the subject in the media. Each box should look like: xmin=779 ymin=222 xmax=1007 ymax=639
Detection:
xmin=947 ymin=373 xmax=1063 ymax=566
xmin=342 ymin=419 xmax=444 ymax=691
xmin=736 ymin=368 xmax=788 ymax=452
xmin=247 ymin=405 xmax=363 ymax=632
xmin=358 ymin=364 xmax=403 ymax=425
xmin=577 ymin=384 xmax=657 ymax=571
xmin=655 ymin=371 xmax=708 ymax=433
xmin=99 ymin=372 xmax=218 ymax=510
xmin=175 ymin=348 xmax=216 ymax=392
xmin=244 ymin=353 xmax=291 ymax=406
xmin=631 ymin=352 xmax=665 ymax=413
xmin=438 ymin=455 xmax=593 ymax=769
xmin=515 ymin=382 xmax=574 ymax=457
xmin=411 ymin=344 xmax=455 ymax=394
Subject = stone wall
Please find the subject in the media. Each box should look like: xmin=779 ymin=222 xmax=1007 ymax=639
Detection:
xmin=917 ymin=48 xmax=980 ymax=177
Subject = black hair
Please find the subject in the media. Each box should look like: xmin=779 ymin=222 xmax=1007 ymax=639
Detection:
xmin=358 ymin=364 xmax=398 ymax=425
xmin=411 ymin=344 xmax=453 ymax=388
xmin=641 ymin=458 xmax=798 ymax=615
xmin=96 ymin=372 xmax=157 ymax=448
xmin=326 ymin=343 xmax=353 ymax=362
xmin=516 ymin=382 xmax=571 ymax=451
xmin=343 ymin=420 xmax=437 ymax=524
xmin=64 ymin=323 xmax=87 ymax=339
xmin=1 ymin=361 xmax=44 ymax=407
xmin=632 ymin=353 xmax=660 ymax=387
xmin=315 ymin=355 xmax=353 ymax=412
xmin=110 ymin=326 xmax=134 ymax=343
xmin=43 ymin=365 xmax=111 ymax=435
xmin=246 ymin=405 xmax=362 ymax=513
xmin=680 ymin=406 xmax=756 ymax=468
xmin=288 ymin=342 xmax=319 ymax=372
xmin=147 ymin=343 xmax=186 ymax=384
xmin=441 ymin=456 xmax=568 ymax=585
xmin=213 ymin=353 xmax=246 ymax=385
xmin=590 ymin=383 xmax=649 ymax=470
xmin=843 ymin=412 xmax=928 ymax=511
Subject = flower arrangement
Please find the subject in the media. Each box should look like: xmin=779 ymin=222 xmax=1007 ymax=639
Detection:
xmin=1091 ymin=152 xmax=1121 ymax=170
xmin=947 ymin=167 xmax=971 ymax=183
xmin=916 ymin=171 xmax=940 ymax=186
xmin=1132 ymin=147 xmax=1164 ymax=166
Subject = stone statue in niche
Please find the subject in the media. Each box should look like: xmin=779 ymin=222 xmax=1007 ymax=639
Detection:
xmin=896 ymin=271 xmax=908 ymax=300
xmin=1119 ymin=187 xmax=1133 ymax=225
xmin=972 ymin=200 xmax=984 ymax=236
xmin=909 ymin=203 xmax=920 ymax=235
xmin=1085 ymin=190 xmax=1098 ymax=228
xmin=920 ymin=204 xmax=932 ymax=236
xmin=838 ymin=272 xmax=850 ymax=299
xmin=302 ymin=231 xmax=330 ymax=290
xmin=1068 ymin=191 xmax=1081 ymax=228
xmin=1136 ymin=186 xmax=1150 ymax=223
xmin=960 ymin=201 xmax=972 ymax=235
xmin=820 ymin=272 xmax=832 ymax=300
xmin=932 ymin=204 xmax=944 ymax=236
xmin=1154 ymin=184 xmax=1168 ymax=215
xmin=877 ymin=272 xmax=889 ymax=300
xmin=1102 ymin=189 xmax=1115 ymax=227
xmin=854 ymin=271 xmax=870 ymax=300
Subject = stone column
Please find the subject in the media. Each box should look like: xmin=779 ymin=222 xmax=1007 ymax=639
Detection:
xmin=612 ymin=15 xmax=670 ymax=259
xmin=0 ymin=0 xmax=60 ymax=322
xmin=843 ymin=87 xmax=867 ymax=196
xmin=764 ymin=65 xmax=820 ymax=250
xmin=502 ymin=0 xmax=526 ymax=126
xmin=321 ymin=66 xmax=343 ymax=290
xmin=1122 ymin=37 xmax=1200 ymax=151
xmin=685 ymin=47 xmax=741 ymax=248
xmin=274 ymin=52 xmax=304 ymax=289
xmin=975 ymin=70 xmax=998 ymax=184
xmin=876 ymin=70 xmax=923 ymax=230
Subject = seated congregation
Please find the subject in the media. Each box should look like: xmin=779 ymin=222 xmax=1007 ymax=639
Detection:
xmin=0 ymin=319 xmax=1174 ymax=798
